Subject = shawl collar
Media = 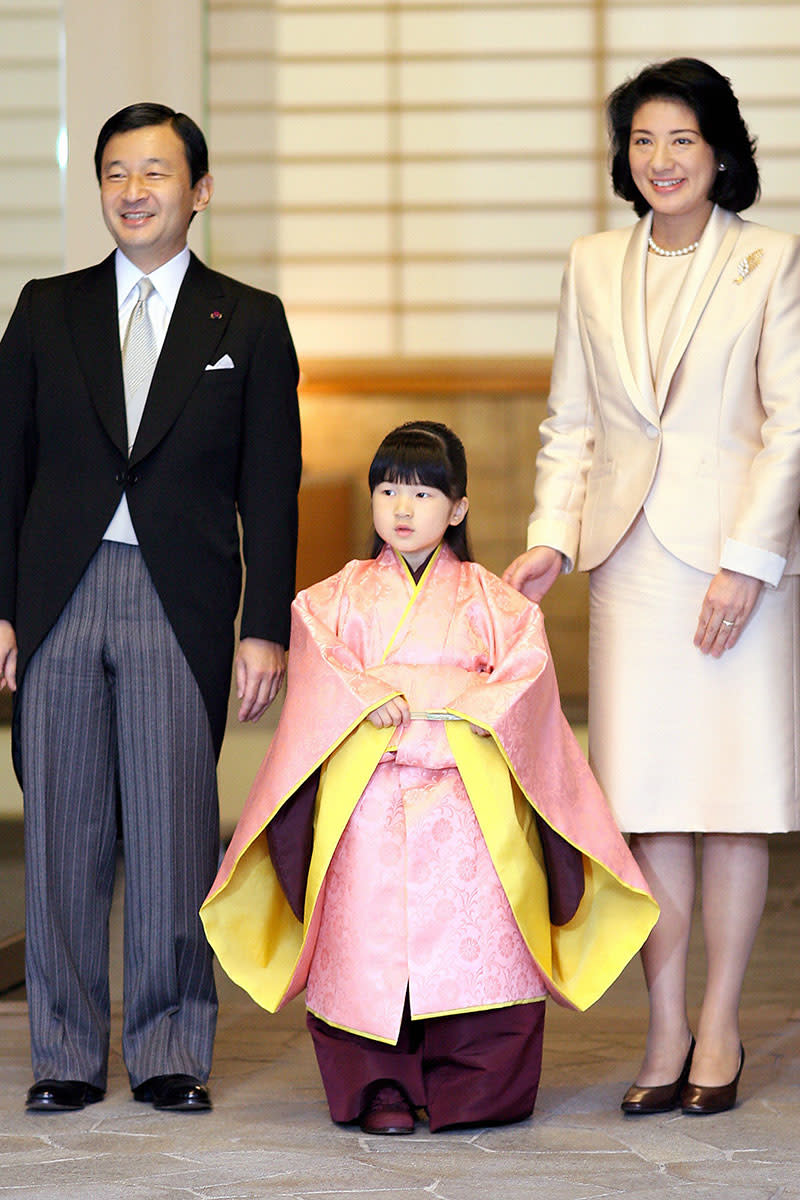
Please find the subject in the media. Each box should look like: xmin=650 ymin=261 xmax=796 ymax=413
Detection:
xmin=654 ymin=205 xmax=739 ymax=411
xmin=615 ymin=211 xmax=655 ymax=424
xmin=614 ymin=206 xmax=741 ymax=422
xmin=65 ymin=251 xmax=235 ymax=463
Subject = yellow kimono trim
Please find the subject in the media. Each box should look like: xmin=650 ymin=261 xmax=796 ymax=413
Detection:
xmin=446 ymin=719 xmax=658 ymax=1012
xmin=305 ymin=721 xmax=393 ymax=914
xmin=306 ymin=1005 xmax=399 ymax=1046
xmin=380 ymin=544 xmax=442 ymax=663
xmin=203 ymin=690 xmax=401 ymax=907
xmin=199 ymin=826 xmax=303 ymax=1010
xmin=200 ymin=720 xmax=394 ymax=1013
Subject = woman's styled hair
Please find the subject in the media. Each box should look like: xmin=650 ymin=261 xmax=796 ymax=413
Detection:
xmin=368 ymin=420 xmax=472 ymax=562
xmin=607 ymin=57 xmax=760 ymax=216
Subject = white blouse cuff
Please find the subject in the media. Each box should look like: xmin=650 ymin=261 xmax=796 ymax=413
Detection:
xmin=720 ymin=538 xmax=786 ymax=587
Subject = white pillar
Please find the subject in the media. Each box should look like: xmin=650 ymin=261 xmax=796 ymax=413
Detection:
xmin=63 ymin=0 xmax=205 ymax=269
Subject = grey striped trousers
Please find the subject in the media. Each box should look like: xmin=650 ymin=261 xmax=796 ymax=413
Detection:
xmin=21 ymin=542 xmax=219 ymax=1089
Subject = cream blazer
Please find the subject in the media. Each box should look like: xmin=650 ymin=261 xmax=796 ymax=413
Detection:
xmin=528 ymin=205 xmax=800 ymax=586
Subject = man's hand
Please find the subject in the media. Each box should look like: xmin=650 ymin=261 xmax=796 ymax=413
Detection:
xmin=0 ymin=620 xmax=17 ymax=692
xmin=235 ymin=637 xmax=286 ymax=721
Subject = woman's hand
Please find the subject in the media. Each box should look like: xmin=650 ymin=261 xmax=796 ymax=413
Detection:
xmin=694 ymin=569 xmax=763 ymax=658
xmin=366 ymin=696 xmax=410 ymax=729
xmin=503 ymin=546 xmax=562 ymax=603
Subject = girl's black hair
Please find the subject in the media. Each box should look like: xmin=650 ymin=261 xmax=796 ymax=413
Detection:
xmin=368 ymin=421 xmax=472 ymax=562
xmin=608 ymin=57 xmax=760 ymax=216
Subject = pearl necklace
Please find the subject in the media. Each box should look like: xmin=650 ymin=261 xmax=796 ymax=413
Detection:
xmin=648 ymin=234 xmax=699 ymax=258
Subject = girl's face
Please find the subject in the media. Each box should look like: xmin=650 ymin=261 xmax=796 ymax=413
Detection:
xmin=628 ymin=98 xmax=716 ymax=232
xmin=372 ymin=478 xmax=468 ymax=570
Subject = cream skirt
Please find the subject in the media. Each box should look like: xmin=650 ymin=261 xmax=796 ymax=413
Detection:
xmin=588 ymin=512 xmax=800 ymax=833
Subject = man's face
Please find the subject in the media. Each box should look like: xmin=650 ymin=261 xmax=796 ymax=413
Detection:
xmin=99 ymin=123 xmax=213 ymax=273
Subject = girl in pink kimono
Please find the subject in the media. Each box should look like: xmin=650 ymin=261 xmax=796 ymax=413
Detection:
xmin=201 ymin=421 xmax=657 ymax=1134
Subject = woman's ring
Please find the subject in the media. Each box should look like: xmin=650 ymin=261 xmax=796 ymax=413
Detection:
xmin=721 ymin=618 xmax=736 ymax=627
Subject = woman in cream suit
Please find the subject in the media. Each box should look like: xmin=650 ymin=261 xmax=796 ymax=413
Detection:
xmin=505 ymin=59 xmax=800 ymax=1116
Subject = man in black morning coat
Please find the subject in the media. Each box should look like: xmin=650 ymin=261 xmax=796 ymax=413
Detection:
xmin=0 ymin=103 xmax=301 ymax=1113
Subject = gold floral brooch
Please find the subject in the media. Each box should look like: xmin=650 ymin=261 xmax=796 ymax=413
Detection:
xmin=733 ymin=249 xmax=764 ymax=284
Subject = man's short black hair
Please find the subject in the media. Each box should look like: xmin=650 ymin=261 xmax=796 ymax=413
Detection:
xmin=94 ymin=103 xmax=209 ymax=186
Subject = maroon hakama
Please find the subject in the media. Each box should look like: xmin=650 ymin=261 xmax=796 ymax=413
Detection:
xmin=307 ymin=996 xmax=545 ymax=1130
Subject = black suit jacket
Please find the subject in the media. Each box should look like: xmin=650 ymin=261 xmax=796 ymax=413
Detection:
xmin=0 ymin=251 xmax=301 ymax=772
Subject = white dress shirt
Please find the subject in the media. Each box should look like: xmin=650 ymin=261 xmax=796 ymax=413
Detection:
xmin=103 ymin=246 xmax=191 ymax=545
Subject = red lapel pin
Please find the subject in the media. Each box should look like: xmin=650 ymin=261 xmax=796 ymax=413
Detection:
xmin=210 ymin=310 xmax=223 ymax=319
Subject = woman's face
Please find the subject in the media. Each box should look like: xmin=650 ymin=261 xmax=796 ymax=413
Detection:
xmin=628 ymin=98 xmax=717 ymax=227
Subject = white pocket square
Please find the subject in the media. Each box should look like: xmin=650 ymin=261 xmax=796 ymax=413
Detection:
xmin=205 ymin=354 xmax=234 ymax=371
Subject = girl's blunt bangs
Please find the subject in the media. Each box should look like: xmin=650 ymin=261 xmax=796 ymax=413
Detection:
xmin=368 ymin=440 xmax=454 ymax=498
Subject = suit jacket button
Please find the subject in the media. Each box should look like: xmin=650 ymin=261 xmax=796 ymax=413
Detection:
xmin=130 ymin=474 xmax=139 ymax=485
xmin=115 ymin=471 xmax=126 ymax=485
xmin=644 ymin=424 xmax=660 ymax=440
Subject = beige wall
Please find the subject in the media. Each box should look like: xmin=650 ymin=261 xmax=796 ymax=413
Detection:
xmin=62 ymin=0 xmax=206 ymax=271
xmin=207 ymin=0 xmax=800 ymax=359
xmin=5 ymin=1 xmax=800 ymax=338
xmin=0 ymin=0 xmax=207 ymax=326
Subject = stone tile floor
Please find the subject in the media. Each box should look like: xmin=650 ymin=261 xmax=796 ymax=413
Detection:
xmin=1 ymin=834 xmax=799 ymax=1200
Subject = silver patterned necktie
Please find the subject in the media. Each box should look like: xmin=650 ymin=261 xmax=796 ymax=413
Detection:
xmin=122 ymin=276 xmax=157 ymax=452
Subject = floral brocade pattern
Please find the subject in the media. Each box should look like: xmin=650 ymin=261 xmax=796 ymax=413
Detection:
xmin=306 ymin=760 xmax=547 ymax=1043
xmin=202 ymin=542 xmax=656 ymax=1026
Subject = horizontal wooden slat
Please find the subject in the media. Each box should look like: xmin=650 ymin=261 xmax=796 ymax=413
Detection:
xmin=207 ymin=0 xmax=800 ymax=359
xmin=0 ymin=7 xmax=63 ymax=327
xmin=298 ymin=355 xmax=552 ymax=395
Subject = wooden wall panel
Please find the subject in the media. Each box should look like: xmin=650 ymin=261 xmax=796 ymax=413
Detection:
xmin=0 ymin=4 xmax=63 ymax=329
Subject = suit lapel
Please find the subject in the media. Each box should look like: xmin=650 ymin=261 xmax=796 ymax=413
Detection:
xmin=130 ymin=254 xmax=235 ymax=465
xmin=614 ymin=213 xmax=658 ymax=424
xmin=655 ymin=206 xmax=740 ymax=411
xmin=67 ymin=254 xmax=128 ymax=457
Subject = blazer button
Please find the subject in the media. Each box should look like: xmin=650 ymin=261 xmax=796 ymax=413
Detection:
xmin=115 ymin=470 xmax=127 ymax=486
xmin=644 ymin=424 xmax=660 ymax=440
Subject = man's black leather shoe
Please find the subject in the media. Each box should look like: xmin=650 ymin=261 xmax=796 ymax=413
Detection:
xmin=132 ymin=1074 xmax=212 ymax=1111
xmin=26 ymin=1079 xmax=104 ymax=1112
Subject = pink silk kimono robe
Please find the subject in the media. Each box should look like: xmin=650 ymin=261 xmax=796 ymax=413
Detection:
xmin=201 ymin=544 xmax=658 ymax=1043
